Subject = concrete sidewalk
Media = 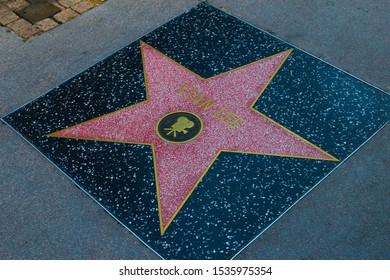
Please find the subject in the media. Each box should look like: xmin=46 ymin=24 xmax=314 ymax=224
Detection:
xmin=1 ymin=0 xmax=389 ymax=259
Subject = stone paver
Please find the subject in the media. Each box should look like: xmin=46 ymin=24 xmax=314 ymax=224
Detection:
xmin=0 ymin=4 xmax=19 ymax=25
xmin=0 ymin=0 xmax=103 ymax=39
xmin=88 ymin=0 xmax=106 ymax=5
xmin=53 ymin=8 xmax=78 ymax=23
xmin=58 ymin=0 xmax=82 ymax=8
xmin=51 ymin=1 xmax=66 ymax=9
xmin=7 ymin=18 xmax=40 ymax=39
xmin=71 ymin=0 xmax=93 ymax=14
xmin=35 ymin=18 xmax=59 ymax=32
xmin=0 ymin=4 xmax=9 ymax=12
xmin=5 ymin=0 xmax=29 ymax=10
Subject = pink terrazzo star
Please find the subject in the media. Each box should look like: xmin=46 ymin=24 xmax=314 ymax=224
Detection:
xmin=50 ymin=41 xmax=337 ymax=234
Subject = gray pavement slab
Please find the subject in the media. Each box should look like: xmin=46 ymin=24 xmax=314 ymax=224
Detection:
xmin=1 ymin=0 xmax=389 ymax=259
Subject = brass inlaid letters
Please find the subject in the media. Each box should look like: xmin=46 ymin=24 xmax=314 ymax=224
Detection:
xmin=175 ymin=83 xmax=247 ymax=130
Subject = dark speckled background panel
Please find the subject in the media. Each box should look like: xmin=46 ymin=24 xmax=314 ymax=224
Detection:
xmin=2 ymin=3 xmax=389 ymax=259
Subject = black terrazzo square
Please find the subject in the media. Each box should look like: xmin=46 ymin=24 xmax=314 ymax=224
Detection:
xmin=2 ymin=3 xmax=389 ymax=259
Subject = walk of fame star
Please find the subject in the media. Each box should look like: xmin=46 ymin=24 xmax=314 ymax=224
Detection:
xmin=49 ymin=41 xmax=337 ymax=234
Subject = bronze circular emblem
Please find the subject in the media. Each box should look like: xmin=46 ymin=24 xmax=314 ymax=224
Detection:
xmin=156 ymin=111 xmax=203 ymax=143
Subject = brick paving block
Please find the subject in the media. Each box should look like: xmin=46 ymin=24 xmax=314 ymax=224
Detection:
xmin=5 ymin=0 xmax=29 ymax=10
xmin=0 ymin=11 xmax=17 ymax=25
xmin=71 ymin=0 xmax=93 ymax=14
xmin=50 ymin=1 xmax=65 ymax=10
xmin=7 ymin=18 xmax=40 ymax=39
xmin=0 ymin=3 xmax=8 ymax=9
xmin=58 ymin=0 xmax=81 ymax=8
xmin=53 ymin=8 xmax=78 ymax=23
xmin=0 ymin=4 xmax=19 ymax=25
xmin=87 ymin=0 xmax=106 ymax=5
xmin=0 ymin=3 xmax=9 ymax=11
xmin=0 ymin=0 xmax=9 ymax=6
xmin=35 ymin=17 xmax=58 ymax=32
